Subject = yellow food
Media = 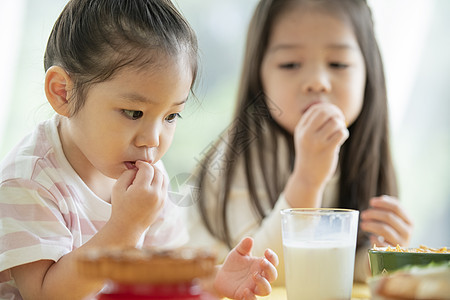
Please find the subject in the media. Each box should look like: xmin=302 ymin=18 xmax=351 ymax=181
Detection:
xmin=373 ymin=244 xmax=449 ymax=253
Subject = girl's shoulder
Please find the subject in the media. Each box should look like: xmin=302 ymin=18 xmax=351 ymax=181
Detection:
xmin=0 ymin=116 xmax=63 ymax=184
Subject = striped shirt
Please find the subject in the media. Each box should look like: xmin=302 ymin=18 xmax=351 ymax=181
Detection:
xmin=0 ymin=115 xmax=187 ymax=299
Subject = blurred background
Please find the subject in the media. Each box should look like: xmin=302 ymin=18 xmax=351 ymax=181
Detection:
xmin=0 ymin=0 xmax=449 ymax=247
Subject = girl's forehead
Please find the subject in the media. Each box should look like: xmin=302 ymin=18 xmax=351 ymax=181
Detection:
xmin=268 ymin=5 xmax=356 ymax=47
xmin=274 ymin=3 xmax=352 ymax=29
xmin=277 ymin=0 xmax=351 ymax=19
xmin=114 ymin=50 xmax=194 ymax=80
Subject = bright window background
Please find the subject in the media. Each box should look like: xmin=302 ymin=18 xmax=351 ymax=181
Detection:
xmin=1 ymin=0 xmax=449 ymax=247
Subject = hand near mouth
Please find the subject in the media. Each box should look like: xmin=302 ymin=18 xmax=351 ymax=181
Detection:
xmin=284 ymin=102 xmax=349 ymax=208
xmin=109 ymin=160 xmax=167 ymax=241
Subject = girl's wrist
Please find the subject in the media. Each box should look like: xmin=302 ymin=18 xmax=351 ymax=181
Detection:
xmin=98 ymin=219 xmax=145 ymax=248
xmin=284 ymin=173 xmax=324 ymax=208
xmin=199 ymin=266 xmax=221 ymax=298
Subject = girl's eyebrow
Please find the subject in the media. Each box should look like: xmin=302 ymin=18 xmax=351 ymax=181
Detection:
xmin=268 ymin=43 xmax=358 ymax=53
xmin=119 ymin=92 xmax=187 ymax=106
xmin=267 ymin=44 xmax=304 ymax=53
xmin=173 ymin=99 xmax=188 ymax=106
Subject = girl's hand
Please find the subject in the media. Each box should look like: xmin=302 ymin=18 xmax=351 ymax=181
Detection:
xmin=285 ymin=102 xmax=348 ymax=207
xmin=293 ymin=102 xmax=348 ymax=186
xmin=360 ymin=195 xmax=414 ymax=247
xmin=213 ymin=237 xmax=278 ymax=300
xmin=110 ymin=160 xmax=167 ymax=236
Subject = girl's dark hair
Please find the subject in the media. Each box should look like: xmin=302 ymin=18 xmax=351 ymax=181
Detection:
xmin=197 ymin=0 xmax=397 ymax=249
xmin=44 ymin=0 xmax=198 ymax=115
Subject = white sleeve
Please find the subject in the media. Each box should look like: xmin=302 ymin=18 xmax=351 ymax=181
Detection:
xmin=181 ymin=202 xmax=230 ymax=263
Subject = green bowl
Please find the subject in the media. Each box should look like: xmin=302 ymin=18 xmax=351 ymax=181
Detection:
xmin=368 ymin=248 xmax=450 ymax=276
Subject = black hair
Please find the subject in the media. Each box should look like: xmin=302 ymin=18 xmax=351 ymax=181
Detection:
xmin=44 ymin=0 xmax=198 ymax=115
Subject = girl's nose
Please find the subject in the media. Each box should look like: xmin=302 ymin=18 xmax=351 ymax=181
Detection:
xmin=135 ymin=124 xmax=160 ymax=148
xmin=302 ymin=67 xmax=331 ymax=93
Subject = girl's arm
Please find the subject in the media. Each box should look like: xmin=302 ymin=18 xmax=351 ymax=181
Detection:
xmin=11 ymin=161 xmax=167 ymax=300
xmin=284 ymin=102 xmax=348 ymax=208
xmin=10 ymin=220 xmax=137 ymax=300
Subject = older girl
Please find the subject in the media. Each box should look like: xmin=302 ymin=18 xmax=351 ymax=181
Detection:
xmin=187 ymin=0 xmax=413 ymax=284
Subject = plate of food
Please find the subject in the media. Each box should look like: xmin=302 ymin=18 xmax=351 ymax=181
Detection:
xmin=368 ymin=245 xmax=450 ymax=300
xmin=368 ymin=245 xmax=450 ymax=276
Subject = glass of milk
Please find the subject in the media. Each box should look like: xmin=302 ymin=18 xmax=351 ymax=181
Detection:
xmin=281 ymin=208 xmax=359 ymax=300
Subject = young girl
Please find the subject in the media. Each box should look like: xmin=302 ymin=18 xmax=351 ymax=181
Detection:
xmin=186 ymin=0 xmax=414 ymax=284
xmin=0 ymin=0 xmax=278 ymax=299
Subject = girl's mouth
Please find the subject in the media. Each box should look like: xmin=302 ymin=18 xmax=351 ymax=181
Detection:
xmin=302 ymin=101 xmax=321 ymax=114
xmin=125 ymin=161 xmax=137 ymax=169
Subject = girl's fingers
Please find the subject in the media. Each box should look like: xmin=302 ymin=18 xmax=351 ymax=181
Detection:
xmin=160 ymin=174 xmax=168 ymax=197
xmin=361 ymin=219 xmax=400 ymax=246
xmin=264 ymin=248 xmax=279 ymax=267
xmin=369 ymin=235 xmax=389 ymax=247
xmin=152 ymin=164 xmax=169 ymax=196
xmin=298 ymin=103 xmax=348 ymax=152
xmin=242 ymin=288 xmax=257 ymax=300
xmin=150 ymin=166 xmax=164 ymax=187
xmin=133 ymin=161 xmax=155 ymax=187
xmin=235 ymin=237 xmax=254 ymax=256
xmin=252 ymin=272 xmax=271 ymax=296
xmin=369 ymin=196 xmax=413 ymax=226
xmin=314 ymin=114 xmax=345 ymax=136
xmin=361 ymin=196 xmax=414 ymax=246
xmin=302 ymin=103 xmax=344 ymax=132
xmin=133 ymin=162 xmax=168 ymax=194
xmin=322 ymin=120 xmax=349 ymax=147
xmin=361 ymin=208 xmax=410 ymax=241
xmin=260 ymin=258 xmax=277 ymax=282
xmin=114 ymin=168 xmax=137 ymax=192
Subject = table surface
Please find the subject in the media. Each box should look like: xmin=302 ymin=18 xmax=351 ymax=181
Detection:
xmin=255 ymin=283 xmax=370 ymax=300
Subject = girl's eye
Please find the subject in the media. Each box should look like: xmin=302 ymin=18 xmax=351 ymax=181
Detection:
xmin=329 ymin=62 xmax=349 ymax=69
xmin=279 ymin=62 xmax=301 ymax=69
xmin=123 ymin=110 xmax=143 ymax=120
xmin=165 ymin=113 xmax=181 ymax=123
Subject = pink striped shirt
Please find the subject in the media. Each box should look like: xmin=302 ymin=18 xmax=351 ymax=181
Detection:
xmin=0 ymin=115 xmax=187 ymax=299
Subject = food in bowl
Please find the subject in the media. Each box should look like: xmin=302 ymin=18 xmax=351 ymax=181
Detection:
xmin=381 ymin=244 xmax=449 ymax=253
xmin=368 ymin=245 xmax=450 ymax=276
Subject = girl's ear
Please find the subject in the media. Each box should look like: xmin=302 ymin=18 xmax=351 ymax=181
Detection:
xmin=45 ymin=66 xmax=74 ymax=117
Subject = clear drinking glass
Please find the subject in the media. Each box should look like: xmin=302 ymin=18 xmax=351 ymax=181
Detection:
xmin=281 ymin=208 xmax=359 ymax=300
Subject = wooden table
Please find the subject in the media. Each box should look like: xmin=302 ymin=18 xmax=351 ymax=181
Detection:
xmin=255 ymin=283 xmax=370 ymax=299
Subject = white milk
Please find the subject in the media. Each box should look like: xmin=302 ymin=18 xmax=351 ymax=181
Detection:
xmin=283 ymin=241 xmax=355 ymax=300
